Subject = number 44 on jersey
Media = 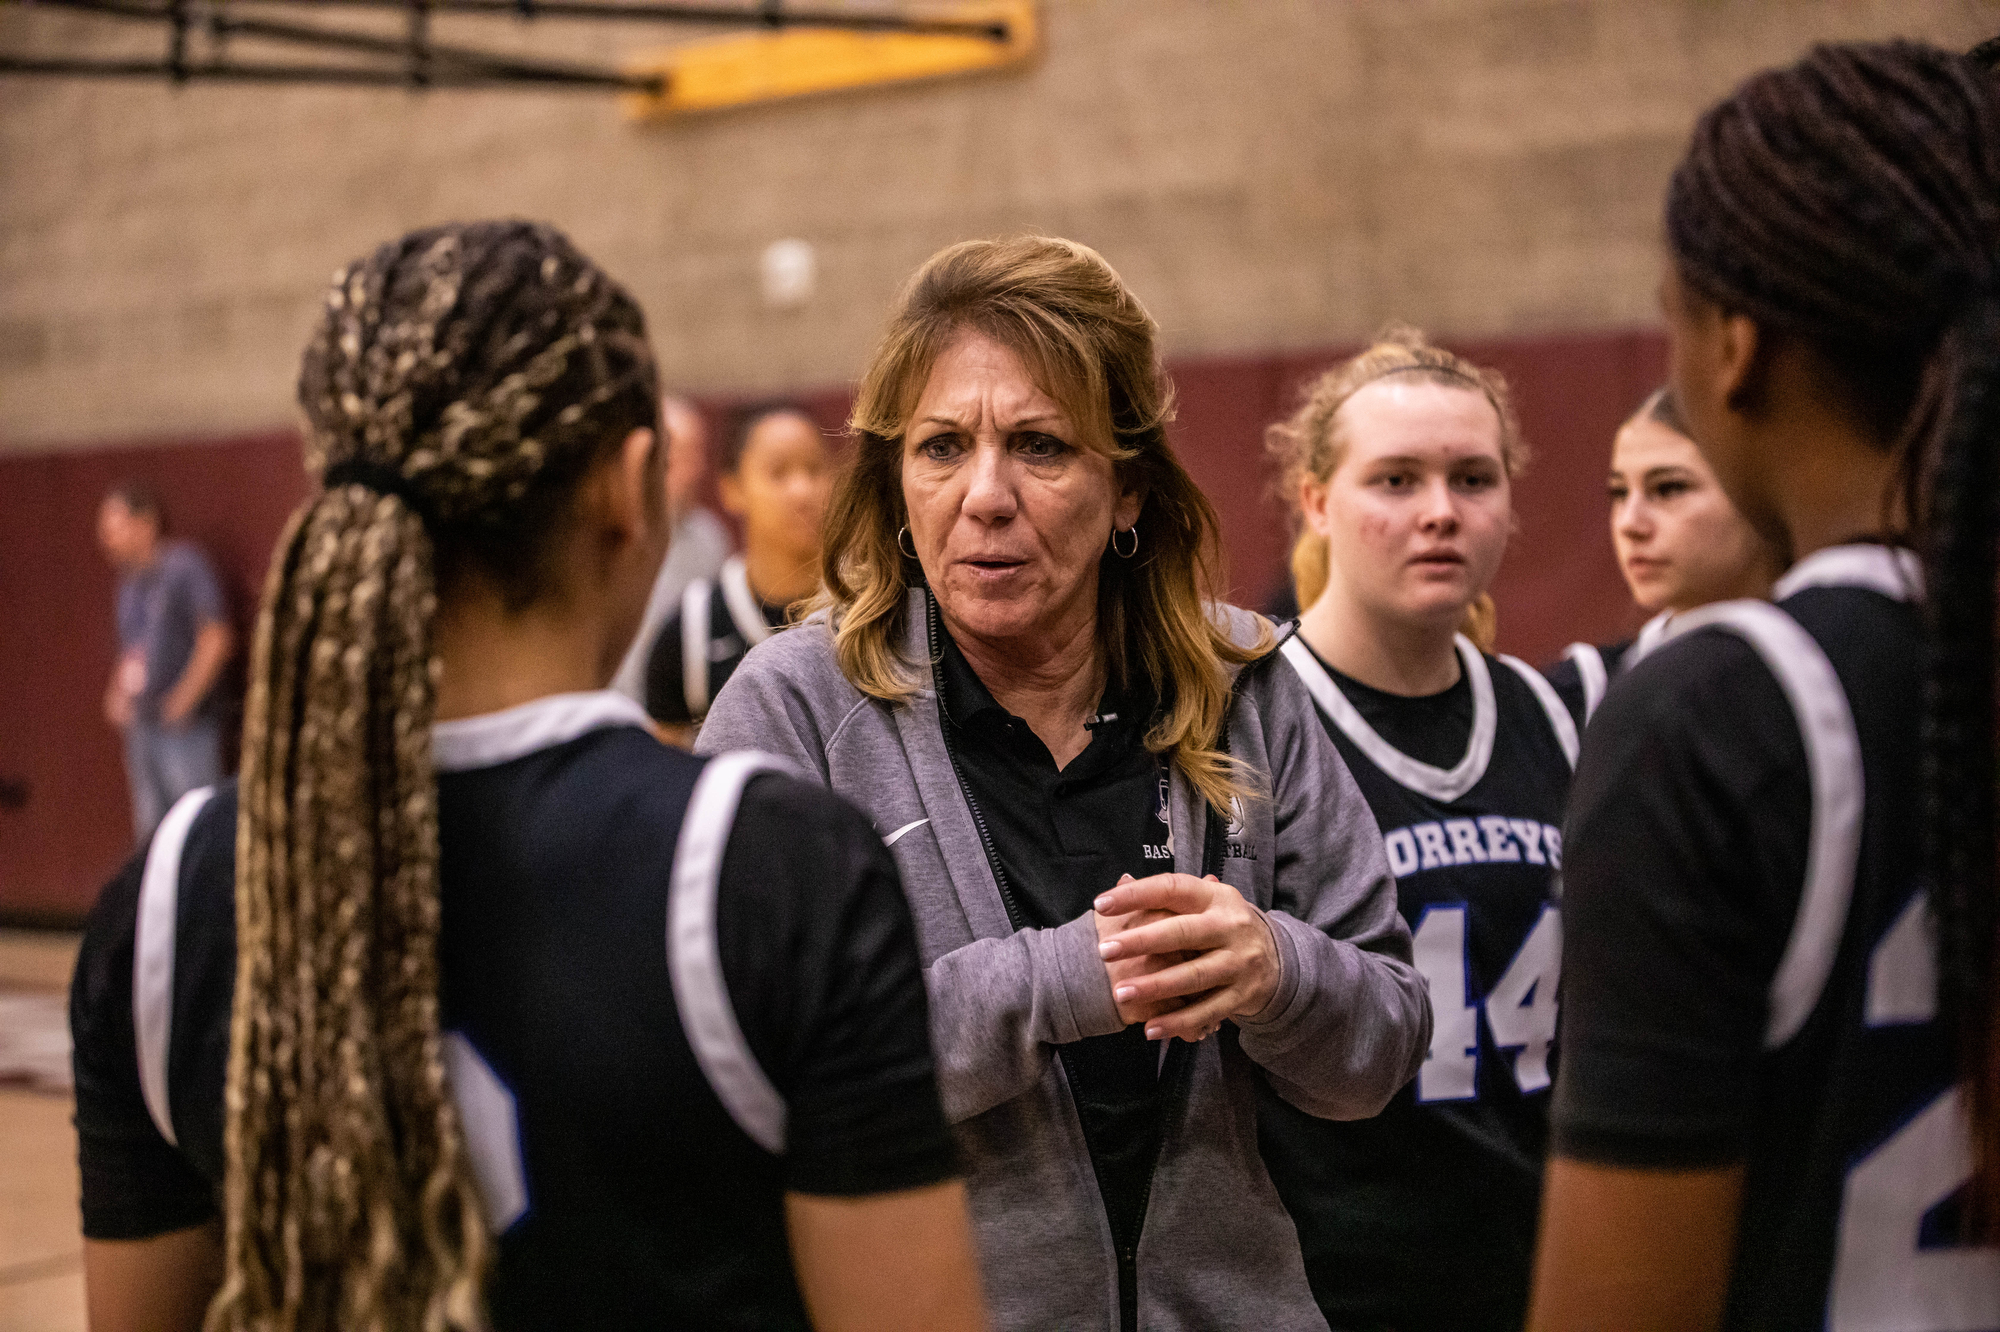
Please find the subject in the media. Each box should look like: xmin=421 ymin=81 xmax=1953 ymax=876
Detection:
xmin=1412 ymin=904 xmax=1560 ymax=1103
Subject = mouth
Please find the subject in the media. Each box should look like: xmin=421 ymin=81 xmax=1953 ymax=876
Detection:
xmin=1408 ymin=551 xmax=1466 ymax=570
xmin=960 ymin=556 xmax=1028 ymax=577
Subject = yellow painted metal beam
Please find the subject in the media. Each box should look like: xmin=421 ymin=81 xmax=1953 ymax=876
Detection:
xmin=622 ymin=1 xmax=1036 ymax=121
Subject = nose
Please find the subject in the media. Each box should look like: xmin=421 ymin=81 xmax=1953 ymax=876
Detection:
xmin=1616 ymin=493 xmax=1652 ymax=542
xmin=960 ymin=442 xmax=1018 ymax=525
xmin=1416 ymin=476 xmax=1459 ymax=533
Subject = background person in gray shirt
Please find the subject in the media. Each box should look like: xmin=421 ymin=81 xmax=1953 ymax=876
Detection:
xmin=97 ymin=480 xmax=233 ymax=840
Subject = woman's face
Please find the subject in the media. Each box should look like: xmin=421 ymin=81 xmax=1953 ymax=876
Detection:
xmin=720 ymin=411 xmax=833 ymax=564
xmin=901 ymin=329 xmax=1139 ymax=651
xmin=1609 ymin=414 xmax=1771 ymax=614
xmin=1302 ymin=379 xmax=1511 ymax=632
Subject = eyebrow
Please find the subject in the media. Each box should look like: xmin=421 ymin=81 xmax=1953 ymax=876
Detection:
xmin=914 ymin=413 xmax=1065 ymax=430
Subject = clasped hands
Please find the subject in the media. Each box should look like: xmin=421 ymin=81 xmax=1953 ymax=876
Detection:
xmin=1091 ymin=873 xmax=1281 ymax=1044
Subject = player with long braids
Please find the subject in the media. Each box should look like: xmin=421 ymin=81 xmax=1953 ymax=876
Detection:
xmin=68 ymin=221 xmax=985 ymax=1332
xmin=1530 ymin=42 xmax=2000 ymax=1331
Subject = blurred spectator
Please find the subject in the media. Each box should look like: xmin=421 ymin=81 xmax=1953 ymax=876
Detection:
xmin=608 ymin=395 xmax=732 ymax=704
xmin=97 ymin=480 xmax=233 ymax=841
xmin=644 ymin=402 xmax=832 ymax=746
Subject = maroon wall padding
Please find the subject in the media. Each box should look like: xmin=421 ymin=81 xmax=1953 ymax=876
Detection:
xmin=0 ymin=432 xmax=309 ymax=924
xmin=0 ymin=328 xmax=1664 ymax=923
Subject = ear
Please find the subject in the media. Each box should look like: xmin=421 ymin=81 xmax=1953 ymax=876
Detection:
xmin=1113 ymin=475 xmax=1144 ymax=533
xmin=599 ymin=426 xmax=660 ymax=544
xmin=1298 ymin=472 xmax=1334 ymax=538
xmin=1715 ymin=310 xmax=1766 ymax=417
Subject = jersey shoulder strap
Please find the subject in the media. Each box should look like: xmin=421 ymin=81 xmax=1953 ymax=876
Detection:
xmin=717 ymin=555 xmax=775 ymax=652
xmin=1498 ymin=653 xmax=1579 ymax=769
xmin=1561 ymin=641 xmax=1609 ymax=724
xmin=133 ymin=784 xmax=218 ymax=1147
xmin=1670 ymin=599 xmax=1864 ymax=1048
xmin=667 ymin=749 xmax=797 ymax=1153
xmin=681 ymin=576 xmax=714 ymax=719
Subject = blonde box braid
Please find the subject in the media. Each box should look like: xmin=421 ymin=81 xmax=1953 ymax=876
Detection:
xmin=211 ymin=221 xmax=658 ymax=1331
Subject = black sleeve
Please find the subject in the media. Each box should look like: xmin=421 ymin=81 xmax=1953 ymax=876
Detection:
xmin=643 ymin=608 xmax=693 ymax=724
xmin=1539 ymin=654 xmax=1590 ymax=733
xmin=716 ymin=775 xmax=958 ymax=1197
xmin=1551 ymin=630 xmax=1811 ymax=1168
xmin=70 ymin=851 xmax=219 ymax=1240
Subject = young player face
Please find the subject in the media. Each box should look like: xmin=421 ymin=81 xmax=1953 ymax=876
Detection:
xmin=1303 ymin=380 xmax=1511 ymax=633
xmin=901 ymin=328 xmax=1140 ymax=652
xmin=1608 ymin=415 xmax=1770 ymax=614
xmin=719 ymin=411 xmax=833 ymax=570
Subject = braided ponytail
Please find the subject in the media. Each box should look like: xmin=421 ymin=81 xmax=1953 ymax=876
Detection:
xmin=1666 ymin=41 xmax=2000 ymax=1234
xmin=211 ymin=222 xmax=658 ymax=1330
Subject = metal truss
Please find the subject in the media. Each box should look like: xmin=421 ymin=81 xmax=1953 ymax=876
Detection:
xmin=0 ymin=0 xmax=1012 ymax=93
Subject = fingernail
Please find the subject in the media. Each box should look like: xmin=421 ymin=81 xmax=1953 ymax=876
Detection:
xmin=1145 ymin=1026 xmax=1162 ymax=1039
xmin=1117 ymin=874 xmax=1134 ymax=883
xmin=1098 ymin=941 xmax=1120 ymax=959
xmin=1115 ymin=986 xmax=1136 ymax=1001
xmin=1093 ymin=894 xmax=1113 ymax=911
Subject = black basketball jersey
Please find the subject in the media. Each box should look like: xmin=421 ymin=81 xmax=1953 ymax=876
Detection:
xmin=1258 ymin=633 xmax=1577 ymax=1332
xmin=69 ymin=691 xmax=956 ymax=1331
xmin=644 ymin=554 xmax=787 ymax=725
xmin=1545 ymin=609 xmax=1673 ymax=730
xmin=1554 ymin=544 xmax=2000 ymax=1331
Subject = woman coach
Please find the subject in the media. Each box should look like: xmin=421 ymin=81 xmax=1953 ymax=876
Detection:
xmin=697 ymin=235 xmax=1428 ymax=1331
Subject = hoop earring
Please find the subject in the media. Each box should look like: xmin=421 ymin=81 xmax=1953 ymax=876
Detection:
xmin=1111 ymin=524 xmax=1139 ymax=559
xmin=898 ymin=525 xmax=918 ymax=559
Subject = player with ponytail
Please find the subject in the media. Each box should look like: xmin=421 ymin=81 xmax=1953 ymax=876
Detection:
xmin=1531 ymin=42 xmax=2000 ymax=1331
xmin=69 ymin=221 xmax=985 ymax=1332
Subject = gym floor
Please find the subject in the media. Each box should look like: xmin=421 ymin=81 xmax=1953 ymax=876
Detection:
xmin=0 ymin=930 xmax=86 ymax=1332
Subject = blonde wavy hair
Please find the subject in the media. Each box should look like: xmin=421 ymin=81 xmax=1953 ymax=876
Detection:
xmin=1266 ymin=327 xmax=1524 ymax=651
xmin=817 ymin=235 xmax=1264 ymax=810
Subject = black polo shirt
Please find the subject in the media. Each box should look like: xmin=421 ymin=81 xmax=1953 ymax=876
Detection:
xmin=929 ymin=602 xmax=1171 ymax=1330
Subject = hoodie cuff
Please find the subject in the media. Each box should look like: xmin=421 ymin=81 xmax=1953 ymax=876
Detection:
xmin=1043 ymin=910 xmax=1124 ymax=1044
xmin=1235 ymin=908 xmax=1306 ymax=1031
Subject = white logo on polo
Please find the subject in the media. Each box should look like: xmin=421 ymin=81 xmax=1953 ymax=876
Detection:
xmin=883 ymin=819 xmax=930 ymax=847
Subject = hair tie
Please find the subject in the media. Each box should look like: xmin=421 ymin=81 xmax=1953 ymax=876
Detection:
xmin=322 ymin=459 xmax=436 ymax=530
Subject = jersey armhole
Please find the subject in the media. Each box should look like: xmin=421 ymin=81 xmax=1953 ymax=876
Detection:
xmin=1500 ymin=654 xmax=1580 ymax=769
xmin=1671 ymin=600 xmax=1864 ymax=1048
xmin=133 ymin=785 xmax=218 ymax=1149
xmin=1561 ymin=642 xmax=1609 ymax=724
xmin=668 ymin=751 xmax=798 ymax=1154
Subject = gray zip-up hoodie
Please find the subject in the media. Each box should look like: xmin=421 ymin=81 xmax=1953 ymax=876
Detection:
xmin=696 ymin=592 xmax=1429 ymax=1331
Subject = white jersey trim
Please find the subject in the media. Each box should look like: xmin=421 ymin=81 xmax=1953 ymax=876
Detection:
xmin=682 ymin=576 xmax=714 ymax=719
xmin=1281 ymin=634 xmax=1498 ymax=802
xmin=718 ymin=556 xmax=775 ymax=652
xmin=1561 ymin=642 xmax=1608 ymax=723
xmin=432 ymin=690 xmax=652 ymax=773
xmin=1499 ymin=655 xmax=1579 ymax=770
xmin=134 ymin=784 xmax=217 ymax=1148
xmin=1774 ymin=544 xmax=1922 ymax=603
xmin=1672 ymin=599 xmax=1865 ymax=1048
xmin=668 ymin=750 xmax=794 ymax=1154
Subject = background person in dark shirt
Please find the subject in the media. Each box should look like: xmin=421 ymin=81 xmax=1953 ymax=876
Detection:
xmin=1529 ymin=41 xmax=2000 ymax=1332
xmin=96 ymin=480 xmax=235 ymax=841
xmin=70 ymin=221 xmax=985 ymax=1332
xmin=1544 ymin=388 xmax=1778 ymax=727
xmin=645 ymin=400 xmax=832 ymax=744
xmin=1260 ymin=329 xmax=1576 ymax=1332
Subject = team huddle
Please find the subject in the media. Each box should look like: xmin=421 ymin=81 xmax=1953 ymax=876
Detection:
xmin=65 ymin=37 xmax=2000 ymax=1332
